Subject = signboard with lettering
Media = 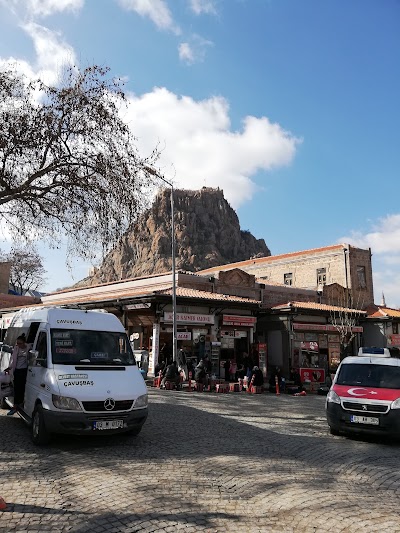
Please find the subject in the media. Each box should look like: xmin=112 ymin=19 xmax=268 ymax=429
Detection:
xmin=177 ymin=332 xmax=192 ymax=341
xmin=389 ymin=334 xmax=400 ymax=347
xmin=164 ymin=312 xmax=214 ymax=324
xmin=124 ymin=303 xmax=151 ymax=310
xmin=293 ymin=323 xmax=363 ymax=333
xmin=301 ymin=341 xmax=319 ymax=352
xmin=221 ymin=330 xmax=248 ymax=338
xmin=222 ymin=315 xmax=257 ymax=327
xmin=300 ymin=368 xmax=325 ymax=383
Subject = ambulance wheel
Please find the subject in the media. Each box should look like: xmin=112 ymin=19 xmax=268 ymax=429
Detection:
xmin=329 ymin=426 xmax=340 ymax=436
xmin=31 ymin=405 xmax=50 ymax=445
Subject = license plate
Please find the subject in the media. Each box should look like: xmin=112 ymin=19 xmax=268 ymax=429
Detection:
xmin=350 ymin=415 xmax=379 ymax=425
xmin=93 ymin=420 xmax=124 ymax=430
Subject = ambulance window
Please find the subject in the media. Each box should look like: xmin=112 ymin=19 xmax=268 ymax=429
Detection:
xmin=36 ymin=332 xmax=48 ymax=367
xmin=337 ymin=363 xmax=400 ymax=389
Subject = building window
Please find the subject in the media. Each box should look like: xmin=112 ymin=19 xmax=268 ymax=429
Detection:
xmin=393 ymin=323 xmax=398 ymax=335
xmin=284 ymin=273 xmax=293 ymax=286
xmin=357 ymin=266 xmax=367 ymax=289
xmin=317 ymin=268 xmax=326 ymax=286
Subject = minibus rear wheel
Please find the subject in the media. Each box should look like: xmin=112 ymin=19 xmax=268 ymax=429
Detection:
xmin=31 ymin=405 xmax=50 ymax=445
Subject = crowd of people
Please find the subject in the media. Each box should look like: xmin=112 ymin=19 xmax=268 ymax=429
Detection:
xmin=154 ymin=346 xmax=304 ymax=394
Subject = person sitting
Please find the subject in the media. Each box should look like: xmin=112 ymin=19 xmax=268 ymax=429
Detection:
xmin=194 ymin=359 xmax=207 ymax=386
xmin=289 ymin=368 xmax=303 ymax=393
xmin=155 ymin=360 xmax=166 ymax=378
xmin=269 ymin=367 xmax=284 ymax=393
xmin=236 ymin=364 xmax=246 ymax=380
xmin=251 ymin=366 xmax=264 ymax=387
xmin=161 ymin=361 xmax=180 ymax=389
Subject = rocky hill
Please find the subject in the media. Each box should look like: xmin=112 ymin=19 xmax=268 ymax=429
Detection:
xmin=82 ymin=187 xmax=270 ymax=285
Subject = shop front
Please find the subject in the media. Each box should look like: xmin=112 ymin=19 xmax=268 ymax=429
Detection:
xmin=291 ymin=323 xmax=363 ymax=389
xmin=148 ymin=310 xmax=217 ymax=376
xmin=219 ymin=314 xmax=257 ymax=375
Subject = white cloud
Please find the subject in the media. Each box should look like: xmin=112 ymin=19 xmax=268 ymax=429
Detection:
xmin=189 ymin=0 xmax=217 ymax=15
xmin=339 ymin=214 xmax=400 ymax=308
xmin=340 ymin=214 xmax=400 ymax=255
xmin=116 ymin=0 xmax=180 ymax=34
xmin=21 ymin=23 xmax=76 ymax=84
xmin=0 ymin=23 xmax=76 ymax=88
xmin=0 ymin=0 xmax=84 ymax=18
xmin=179 ymin=43 xmax=195 ymax=64
xmin=178 ymin=34 xmax=213 ymax=64
xmin=122 ymin=87 xmax=300 ymax=209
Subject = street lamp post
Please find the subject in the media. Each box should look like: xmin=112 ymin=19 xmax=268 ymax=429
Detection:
xmin=145 ymin=167 xmax=177 ymax=363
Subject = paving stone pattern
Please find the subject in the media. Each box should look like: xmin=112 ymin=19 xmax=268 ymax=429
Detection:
xmin=1 ymin=390 xmax=400 ymax=532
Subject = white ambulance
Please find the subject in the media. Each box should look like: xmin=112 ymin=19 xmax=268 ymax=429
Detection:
xmin=1 ymin=306 xmax=148 ymax=444
xmin=326 ymin=347 xmax=400 ymax=438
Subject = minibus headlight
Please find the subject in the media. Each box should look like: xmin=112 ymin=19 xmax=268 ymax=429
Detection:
xmin=52 ymin=394 xmax=82 ymax=411
xmin=326 ymin=390 xmax=341 ymax=405
xmin=391 ymin=398 xmax=400 ymax=410
xmin=135 ymin=394 xmax=148 ymax=408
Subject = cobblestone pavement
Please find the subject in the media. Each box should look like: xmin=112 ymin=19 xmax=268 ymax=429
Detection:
xmin=1 ymin=389 xmax=400 ymax=532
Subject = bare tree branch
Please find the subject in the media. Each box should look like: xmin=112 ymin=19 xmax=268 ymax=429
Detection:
xmin=0 ymin=244 xmax=47 ymax=294
xmin=0 ymin=65 xmax=160 ymax=261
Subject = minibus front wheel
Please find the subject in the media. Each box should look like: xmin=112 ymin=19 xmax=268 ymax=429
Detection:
xmin=31 ymin=404 xmax=50 ymax=445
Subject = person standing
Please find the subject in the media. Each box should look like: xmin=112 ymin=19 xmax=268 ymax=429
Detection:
xmin=6 ymin=334 xmax=31 ymax=416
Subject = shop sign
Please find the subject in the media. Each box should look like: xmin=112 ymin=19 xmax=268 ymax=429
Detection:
xmin=293 ymin=323 xmax=363 ymax=333
xmin=389 ymin=334 xmax=400 ymax=346
xmin=177 ymin=332 xmax=191 ymax=341
xmin=124 ymin=303 xmax=151 ymax=310
xmin=301 ymin=341 xmax=319 ymax=352
xmin=222 ymin=315 xmax=257 ymax=327
xmin=0 ymin=312 xmax=16 ymax=329
xmin=221 ymin=330 xmax=247 ymax=338
xmin=164 ymin=312 xmax=214 ymax=324
xmin=300 ymin=368 xmax=325 ymax=383
xmin=149 ymin=323 xmax=160 ymax=375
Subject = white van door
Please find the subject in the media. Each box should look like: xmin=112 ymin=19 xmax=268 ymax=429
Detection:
xmin=25 ymin=330 xmax=50 ymax=417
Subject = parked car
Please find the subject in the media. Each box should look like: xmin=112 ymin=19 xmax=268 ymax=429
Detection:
xmin=326 ymin=347 xmax=400 ymax=438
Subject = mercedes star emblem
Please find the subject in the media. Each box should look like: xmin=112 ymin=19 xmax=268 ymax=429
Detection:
xmin=104 ymin=398 xmax=116 ymax=411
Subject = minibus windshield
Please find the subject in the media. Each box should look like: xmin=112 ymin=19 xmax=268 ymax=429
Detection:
xmin=51 ymin=329 xmax=136 ymax=365
xmin=336 ymin=363 xmax=400 ymax=389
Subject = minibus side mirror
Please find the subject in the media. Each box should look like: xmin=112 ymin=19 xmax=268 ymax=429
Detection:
xmin=1 ymin=344 xmax=13 ymax=354
xmin=28 ymin=349 xmax=39 ymax=365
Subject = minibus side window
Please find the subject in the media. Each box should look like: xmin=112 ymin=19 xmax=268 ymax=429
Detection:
xmin=35 ymin=332 xmax=48 ymax=367
xmin=27 ymin=322 xmax=40 ymax=344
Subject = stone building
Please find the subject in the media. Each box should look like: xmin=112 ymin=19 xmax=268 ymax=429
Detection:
xmin=199 ymin=244 xmax=374 ymax=309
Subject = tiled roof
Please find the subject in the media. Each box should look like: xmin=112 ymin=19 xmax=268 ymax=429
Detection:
xmin=198 ymin=244 xmax=348 ymax=274
xmin=156 ymin=287 xmax=261 ymax=304
xmin=34 ymin=285 xmax=261 ymax=308
xmin=48 ymin=269 xmax=203 ymax=296
xmin=271 ymin=301 xmax=367 ymax=314
xmin=366 ymin=306 xmax=400 ymax=319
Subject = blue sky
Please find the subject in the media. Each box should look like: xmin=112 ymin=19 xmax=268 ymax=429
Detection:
xmin=0 ymin=0 xmax=399 ymax=306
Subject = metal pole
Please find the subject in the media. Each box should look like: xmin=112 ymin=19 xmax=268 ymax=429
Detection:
xmin=170 ymin=186 xmax=177 ymax=363
xmin=144 ymin=165 xmax=177 ymax=364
